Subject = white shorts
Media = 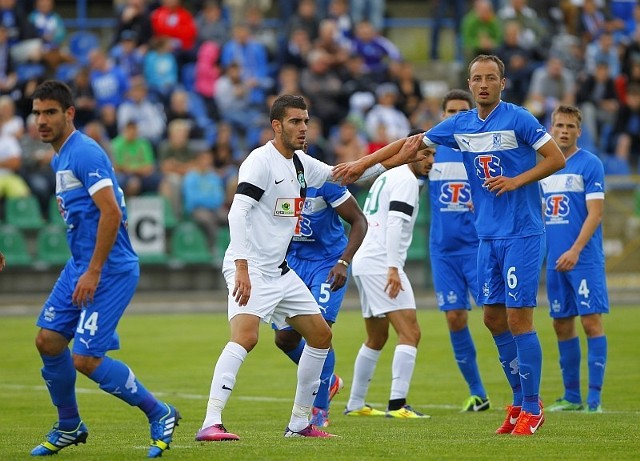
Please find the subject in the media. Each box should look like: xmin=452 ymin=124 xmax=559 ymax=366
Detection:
xmin=223 ymin=268 xmax=321 ymax=329
xmin=353 ymin=273 xmax=416 ymax=318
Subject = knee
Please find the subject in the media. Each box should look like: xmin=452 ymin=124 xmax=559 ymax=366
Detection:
xmin=312 ymin=325 xmax=332 ymax=349
xmin=446 ymin=310 xmax=468 ymax=331
xmin=399 ymin=326 xmax=421 ymax=346
xmin=34 ymin=330 xmax=66 ymax=356
xmin=365 ymin=333 xmax=388 ymax=350
xmin=72 ymin=354 xmax=102 ymax=376
xmin=274 ymin=332 xmax=300 ymax=352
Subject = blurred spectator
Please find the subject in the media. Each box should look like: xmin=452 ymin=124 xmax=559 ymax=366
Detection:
xmin=300 ymin=48 xmax=346 ymax=136
xmin=194 ymin=40 xmax=222 ymax=120
xmin=304 ymin=118 xmax=331 ymax=163
xmin=27 ymin=0 xmax=71 ymax=71
xmin=117 ymin=77 xmax=167 ymax=145
xmin=196 ymin=0 xmax=231 ymax=46
xmin=150 ymin=0 xmax=198 ymax=52
xmin=277 ymin=26 xmax=313 ymax=69
xmin=314 ymin=18 xmax=350 ymax=70
xmin=526 ymin=53 xmax=576 ymax=125
xmin=220 ymin=22 xmax=273 ymax=106
xmin=350 ymin=20 xmax=402 ymax=82
xmin=391 ymin=61 xmax=423 ymax=118
xmin=576 ymin=58 xmax=618 ymax=147
xmin=273 ymin=64 xmax=302 ymax=96
xmin=351 ymin=0 xmax=386 ymax=33
xmin=498 ymin=0 xmax=548 ymax=53
xmin=621 ymin=26 xmax=640 ymax=78
xmin=495 ymin=20 xmax=537 ymax=105
xmin=18 ymin=113 xmax=54 ymax=216
xmin=143 ymin=36 xmax=179 ymax=103
xmin=548 ymin=31 xmax=585 ymax=80
xmin=182 ymin=149 xmax=228 ymax=251
xmin=165 ymin=88 xmax=205 ymax=140
xmin=585 ymin=31 xmax=621 ymax=78
xmin=68 ymin=66 xmax=97 ymax=129
xmin=112 ymin=0 xmax=153 ymax=49
xmin=82 ymin=120 xmax=113 ymax=157
xmin=214 ymin=61 xmax=265 ymax=147
xmin=88 ymin=48 xmax=130 ymax=112
xmin=245 ymin=5 xmax=279 ymax=63
xmin=111 ymin=120 xmax=162 ymax=196
xmin=0 ymin=25 xmax=17 ymax=96
xmin=430 ymin=0 xmax=466 ymax=61
xmin=339 ymin=53 xmax=377 ymax=112
xmin=364 ymin=82 xmax=411 ymax=143
xmin=285 ymin=0 xmax=320 ymax=42
xmin=158 ymin=119 xmax=198 ymax=217
xmin=0 ymin=0 xmax=37 ymax=49
xmin=109 ymin=29 xmax=145 ymax=79
xmin=576 ymin=0 xmax=625 ymax=45
xmin=0 ymin=95 xmax=23 ymax=138
xmin=326 ymin=0 xmax=354 ymax=50
xmin=211 ymin=120 xmax=243 ymax=164
xmin=0 ymin=131 xmax=31 ymax=200
xmin=462 ymin=0 xmax=502 ymax=63
xmin=615 ymin=56 xmax=640 ymax=105
xmin=329 ymin=117 xmax=367 ymax=163
xmin=612 ymin=83 xmax=640 ymax=170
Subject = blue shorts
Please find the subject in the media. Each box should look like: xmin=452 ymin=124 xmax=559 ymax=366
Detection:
xmin=431 ymin=252 xmax=480 ymax=311
xmin=36 ymin=263 xmax=140 ymax=357
xmin=546 ymin=266 xmax=609 ymax=318
xmin=477 ymin=235 xmax=544 ymax=308
xmin=286 ymin=255 xmax=347 ymax=324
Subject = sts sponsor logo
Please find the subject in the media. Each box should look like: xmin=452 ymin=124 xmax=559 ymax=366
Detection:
xmin=439 ymin=182 xmax=472 ymax=210
xmin=544 ymin=194 xmax=570 ymax=224
xmin=474 ymin=155 xmax=503 ymax=186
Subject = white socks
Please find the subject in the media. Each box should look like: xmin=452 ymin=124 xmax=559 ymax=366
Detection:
xmin=288 ymin=344 xmax=329 ymax=432
xmin=390 ymin=344 xmax=417 ymax=400
xmin=346 ymin=344 xmax=381 ymax=411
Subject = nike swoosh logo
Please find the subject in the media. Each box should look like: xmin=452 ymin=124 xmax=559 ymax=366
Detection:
xmin=312 ymin=391 xmax=318 ymax=395
xmin=275 ymin=178 xmax=285 ymax=184
xmin=222 ymin=385 xmax=233 ymax=391
xmin=530 ymin=417 xmax=544 ymax=433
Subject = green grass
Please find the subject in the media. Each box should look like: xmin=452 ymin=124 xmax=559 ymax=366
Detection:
xmin=2 ymin=306 xmax=639 ymax=460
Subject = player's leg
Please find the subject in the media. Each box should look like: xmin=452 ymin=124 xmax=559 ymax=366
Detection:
xmin=31 ymin=268 xmax=88 ymax=456
xmin=547 ymin=268 xmax=583 ymax=411
xmin=344 ymin=274 xmax=387 ymax=416
xmin=72 ymin=269 xmax=180 ymax=457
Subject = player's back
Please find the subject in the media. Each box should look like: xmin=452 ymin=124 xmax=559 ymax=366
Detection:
xmin=540 ymin=148 xmax=605 ymax=268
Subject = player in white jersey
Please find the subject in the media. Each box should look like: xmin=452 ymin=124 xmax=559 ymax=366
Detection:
xmin=344 ymin=135 xmax=434 ymax=419
xmin=334 ymin=55 xmax=566 ymax=435
xmin=429 ymin=90 xmax=490 ymax=413
xmin=540 ymin=105 xmax=609 ymax=414
xmin=195 ymin=94 xmax=425 ymax=441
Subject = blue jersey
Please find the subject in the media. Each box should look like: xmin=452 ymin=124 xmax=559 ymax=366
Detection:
xmin=539 ymin=149 xmax=605 ymax=269
xmin=288 ymin=183 xmax=350 ymax=261
xmin=428 ymin=145 xmax=478 ymax=256
xmin=424 ymin=101 xmax=552 ymax=239
xmin=52 ymin=131 xmax=138 ymax=274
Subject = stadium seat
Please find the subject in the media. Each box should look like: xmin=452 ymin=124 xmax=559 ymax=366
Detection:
xmin=162 ymin=195 xmax=178 ymax=229
xmin=68 ymin=31 xmax=100 ymax=65
xmin=0 ymin=225 xmax=33 ymax=266
xmin=215 ymin=226 xmax=230 ymax=262
xmin=170 ymin=221 xmax=213 ymax=265
xmin=5 ymin=196 xmax=45 ymax=230
xmin=16 ymin=63 xmax=46 ymax=83
xmin=48 ymin=196 xmax=67 ymax=228
xmin=55 ymin=62 xmax=82 ymax=83
xmin=35 ymin=225 xmax=70 ymax=267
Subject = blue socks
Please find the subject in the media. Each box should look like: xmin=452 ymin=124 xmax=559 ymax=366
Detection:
xmin=493 ymin=331 xmax=522 ymax=406
xmin=558 ymin=337 xmax=582 ymax=404
xmin=450 ymin=327 xmax=486 ymax=398
xmin=514 ymin=331 xmax=542 ymax=414
xmin=41 ymin=349 xmax=80 ymax=431
xmin=89 ymin=356 xmax=165 ymax=421
xmin=284 ymin=338 xmax=306 ymax=364
xmin=587 ymin=335 xmax=607 ymax=407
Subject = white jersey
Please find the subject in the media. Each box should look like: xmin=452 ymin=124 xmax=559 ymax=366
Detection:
xmin=352 ymin=164 xmax=419 ymax=275
xmin=223 ymin=141 xmax=333 ymax=277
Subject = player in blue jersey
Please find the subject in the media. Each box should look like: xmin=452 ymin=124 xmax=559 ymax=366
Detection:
xmin=29 ymin=80 xmax=179 ymax=458
xmin=429 ymin=89 xmax=490 ymax=413
xmin=540 ymin=105 xmax=609 ymax=414
xmin=274 ymin=178 xmax=367 ymax=428
xmin=334 ymin=55 xmax=566 ymax=435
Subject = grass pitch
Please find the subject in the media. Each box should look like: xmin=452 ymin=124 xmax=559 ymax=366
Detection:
xmin=1 ymin=305 xmax=639 ymax=460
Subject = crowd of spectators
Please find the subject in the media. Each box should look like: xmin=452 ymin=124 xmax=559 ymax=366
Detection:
xmin=1 ymin=0 xmax=640 ymax=251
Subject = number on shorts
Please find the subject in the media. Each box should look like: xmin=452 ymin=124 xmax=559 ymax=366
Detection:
xmin=77 ymin=311 xmax=99 ymax=336
xmin=318 ymin=283 xmax=331 ymax=303
xmin=578 ymin=279 xmax=590 ymax=298
xmin=507 ymin=266 xmax=518 ymax=289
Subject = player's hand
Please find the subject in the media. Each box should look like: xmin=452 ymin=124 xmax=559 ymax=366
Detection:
xmin=0 ymin=252 xmax=5 ymax=271
xmin=384 ymin=267 xmax=403 ymax=299
xmin=394 ymin=134 xmax=425 ymax=166
xmin=332 ymin=158 xmax=368 ymax=185
xmin=72 ymin=269 xmax=101 ymax=308
xmin=233 ymin=264 xmax=251 ymax=306
xmin=327 ymin=264 xmax=347 ymax=291
xmin=555 ymin=248 xmax=580 ymax=272
xmin=483 ymin=175 xmax=521 ymax=196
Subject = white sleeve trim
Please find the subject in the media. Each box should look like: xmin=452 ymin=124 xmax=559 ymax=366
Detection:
xmin=586 ymin=192 xmax=605 ymax=201
xmin=88 ymin=178 xmax=113 ymax=196
xmin=329 ymin=191 xmax=352 ymax=208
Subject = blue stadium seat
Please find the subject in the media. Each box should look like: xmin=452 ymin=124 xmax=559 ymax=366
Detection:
xmin=68 ymin=31 xmax=100 ymax=65
xmin=603 ymin=157 xmax=631 ymax=176
xmin=16 ymin=63 xmax=46 ymax=83
xmin=55 ymin=62 xmax=82 ymax=83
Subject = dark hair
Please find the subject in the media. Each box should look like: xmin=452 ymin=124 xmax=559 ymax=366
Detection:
xmin=551 ymin=104 xmax=582 ymax=127
xmin=442 ymin=89 xmax=474 ymax=111
xmin=407 ymin=128 xmax=424 ymax=136
xmin=270 ymin=94 xmax=307 ymax=122
xmin=468 ymin=54 xmax=505 ymax=79
xmin=32 ymin=80 xmax=74 ymax=110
